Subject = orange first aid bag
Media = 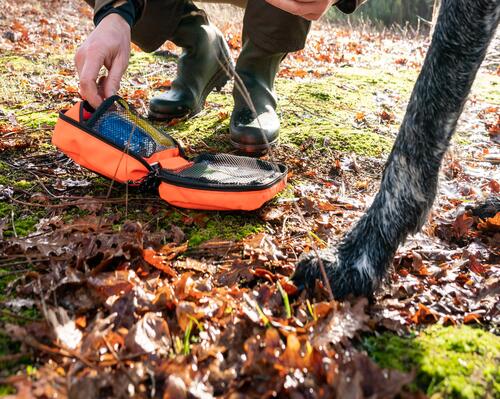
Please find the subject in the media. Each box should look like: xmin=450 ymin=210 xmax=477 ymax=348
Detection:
xmin=52 ymin=96 xmax=287 ymax=211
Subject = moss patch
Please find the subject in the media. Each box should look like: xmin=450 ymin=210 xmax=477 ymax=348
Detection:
xmin=0 ymin=55 xmax=38 ymax=73
xmin=0 ymin=384 xmax=16 ymax=396
xmin=128 ymin=50 xmax=175 ymax=74
xmin=470 ymin=72 xmax=500 ymax=104
xmin=161 ymin=90 xmax=233 ymax=153
xmin=187 ymin=214 xmax=264 ymax=246
xmin=364 ymin=325 xmax=500 ymax=398
xmin=275 ymin=69 xmax=415 ymax=156
xmin=0 ymin=202 xmax=41 ymax=238
xmin=17 ymin=111 xmax=58 ymax=129
xmin=156 ymin=210 xmax=264 ymax=247
xmin=160 ymin=67 xmax=419 ymax=157
xmin=0 ymin=51 xmax=73 ymax=110
xmin=0 ymin=273 xmax=38 ymax=385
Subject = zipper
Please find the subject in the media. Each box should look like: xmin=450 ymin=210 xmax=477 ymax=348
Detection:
xmin=158 ymin=164 xmax=287 ymax=192
xmin=60 ymin=111 xmax=154 ymax=171
xmin=59 ymin=105 xmax=287 ymax=193
xmin=84 ymin=95 xmax=184 ymax=155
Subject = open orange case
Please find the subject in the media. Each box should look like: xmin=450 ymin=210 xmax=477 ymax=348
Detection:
xmin=52 ymin=96 xmax=287 ymax=211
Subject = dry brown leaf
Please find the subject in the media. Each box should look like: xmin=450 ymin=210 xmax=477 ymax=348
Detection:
xmin=125 ymin=312 xmax=171 ymax=355
xmin=477 ymin=212 xmax=500 ymax=232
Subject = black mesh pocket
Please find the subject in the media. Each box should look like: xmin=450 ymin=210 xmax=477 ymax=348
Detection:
xmin=160 ymin=153 xmax=287 ymax=189
xmin=85 ymin=96 xmax=176 ymax=158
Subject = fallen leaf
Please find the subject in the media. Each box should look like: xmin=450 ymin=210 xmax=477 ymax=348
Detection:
xmin=411 ymin=304 xmax=438 ymax=325
xmin=125 ymin=312 xmax=171 ymax=355
xmin=452 ymin=213 xmax=474 ymax=239
xmin=143 ymin=248 xmax=179 ymax=277
xmin=477 ymin=212 xmax=500 ymax=232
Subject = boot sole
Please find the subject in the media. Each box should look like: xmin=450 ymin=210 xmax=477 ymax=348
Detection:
xmin=149 ymin=43 xmax=233 ymax=121
xmin=230 ymin=138 xmax=278 ymax=156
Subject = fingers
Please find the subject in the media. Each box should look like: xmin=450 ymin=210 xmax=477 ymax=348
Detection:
xmin=75 ymin=13 xmax=131 ymax=109
xmin=103 ymin=55 xmax=127 ymax=99
xmin=77 ymin=49 xmax=105 ymax=108
xmin=97 ymin=75 xmax=106 ymax=101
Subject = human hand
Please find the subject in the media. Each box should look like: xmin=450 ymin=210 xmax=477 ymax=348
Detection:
xmin=265 ymin=0 xmax=336 ymax=21
xmin=75 ymin=13 xmax=131 ymax=108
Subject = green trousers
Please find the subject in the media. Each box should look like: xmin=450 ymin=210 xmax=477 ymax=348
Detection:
xmin=85 ymin=0 xmax=311 ymax=53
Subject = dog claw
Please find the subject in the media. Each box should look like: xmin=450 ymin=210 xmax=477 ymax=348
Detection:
xmin=293 ymin=248 xmax=377 ymax=300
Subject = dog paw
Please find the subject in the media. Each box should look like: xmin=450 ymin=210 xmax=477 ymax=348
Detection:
xmin=293 ymin=248 xmax=379 ymax=300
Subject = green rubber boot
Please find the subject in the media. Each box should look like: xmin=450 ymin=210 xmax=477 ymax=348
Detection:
xmin=149 ymin=4 xmax=232 ymax=120
xmin=230 ymin=37 xmax=285 ymax=154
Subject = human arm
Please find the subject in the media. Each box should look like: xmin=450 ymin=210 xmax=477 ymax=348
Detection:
xmin=75 ymin=0 xmax=144 ymax=107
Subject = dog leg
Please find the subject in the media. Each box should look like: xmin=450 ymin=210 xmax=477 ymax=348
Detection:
xmin=294 ymin=0 xmax=500 ymax=299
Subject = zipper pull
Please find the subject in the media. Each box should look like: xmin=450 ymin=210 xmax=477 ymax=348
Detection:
xmin=132 ymin=162 xmax=161 ymax=192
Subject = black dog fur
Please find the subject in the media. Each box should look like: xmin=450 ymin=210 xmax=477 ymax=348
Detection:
xmin=293 ymin=0 xmax=500 ymax=299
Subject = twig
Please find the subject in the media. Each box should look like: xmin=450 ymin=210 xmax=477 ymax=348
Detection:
xmin=0 ymin=257 xmax=53 ymax=266
xmin=0 ymin=269 xmax=32 ymax=278
xmin=20 ymin=333 xmax=95 ymax=368
xmin=103 ymin=336 xmax=139 ymax=390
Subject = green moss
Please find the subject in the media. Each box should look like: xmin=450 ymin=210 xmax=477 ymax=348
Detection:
xmin=0 ymin=175 xmax=10 ymax=187
xmin=120 ymin=63 xmax=499 ymax=157
xmin=0 ymin=55 xmax=36 ymax=72
xmin=0 ymin=202 xmax=13 ymax=218
xmin=470 ymin=73 xmax=500 ymax=103
xmin=309 ymin=90 xmax=332 ymax=101
xmin=364 ymin=325 xmax=500 ymax=398
xmin=0 ymin=202 xmax=40 ymax=238
xmin=158 ymin=72 xmax=400 ymax=156
xmin=6 ymin=215 xmax=39 ymax=237
xmin=281 ymin=121 xmax=392 ymax=156
xmin=17 ymin=111 xmax=58 ymax=129
xmin=275 ymin=71 xmax=407 ymax=156
xmin=161 ymin=91 xmax=233 ymax=152
xmin=155 ymin=210 xmax=263 ymax=247
xmin=127 ymin=50 xmax=173 ymax=74
xmin=0 ymin=269 xmax=18 ymax=302
xmin=0 ymin=50 xmax=73 ymax=112
xmin=0 ymin=160 xmax=37 ymax=190
xmin=0 ymin=384 xmax=16 ymax=396
xmin=0 ymin=164 xmax=35 ymax=190
xmin=275 ymin=184 xmax=295 ymax=200
xmin=12 ymin=180 xmax=33 ymax=190
xmin=187 ymin=214 xmax=264 ymax=246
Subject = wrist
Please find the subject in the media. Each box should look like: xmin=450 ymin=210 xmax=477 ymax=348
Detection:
xmin=104 ymin=12 xmax=131 ymax=28
xmin=94 ymin=0 xmax=136 ymax=28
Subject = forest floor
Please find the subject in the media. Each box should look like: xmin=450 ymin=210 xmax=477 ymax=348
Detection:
xmin=0 ymin=1 xmax=499 ymax=398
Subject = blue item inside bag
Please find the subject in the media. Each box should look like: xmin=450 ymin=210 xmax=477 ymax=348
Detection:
xmin=92 ymin=110 xmax=157 ymax=156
